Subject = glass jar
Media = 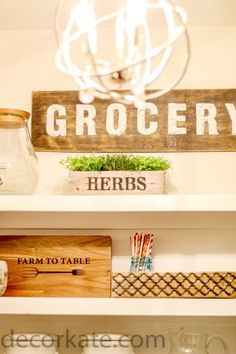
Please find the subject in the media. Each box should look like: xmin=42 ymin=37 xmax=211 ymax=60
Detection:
xmin=168 ymin=328 xmax=229 ymax=354
xmin=0 ymin=108 xmax=38 ymax=194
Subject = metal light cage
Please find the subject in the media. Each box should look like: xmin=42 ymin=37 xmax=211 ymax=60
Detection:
xmin=55 ymin=0 xmax=190 ymax=107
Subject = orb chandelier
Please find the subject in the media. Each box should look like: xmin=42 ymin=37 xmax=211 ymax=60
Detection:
xmin=55 ymin=0 xmax=190 ymax=107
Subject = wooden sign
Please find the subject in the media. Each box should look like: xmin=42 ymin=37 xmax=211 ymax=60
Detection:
xmin=32 ymin=89 xmax=236 ymax=152
xmin=0 ymin=235 xmax=111 ymax=297
xmin=67 ymin=171 xmax=165 ymax=195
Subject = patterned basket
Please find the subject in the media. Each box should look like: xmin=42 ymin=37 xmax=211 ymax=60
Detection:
xmin=112 ymin=272 xmax=236 ymax=298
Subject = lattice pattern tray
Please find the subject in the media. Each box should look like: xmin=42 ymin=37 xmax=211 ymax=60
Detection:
xmin=112 ymin=272 xmax=236 ymax=298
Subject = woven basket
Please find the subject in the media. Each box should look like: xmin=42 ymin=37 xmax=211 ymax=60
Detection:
xmin=112 ymin=272 xmax=236 ymax=298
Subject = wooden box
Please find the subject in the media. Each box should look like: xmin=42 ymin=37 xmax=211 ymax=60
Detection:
xmin=67 ymin=171 xmax=165 ymax=195
xmin=0 ymin=235 xmax=112 ymax=297
xmin=112 ymin=272 xmax=236 ymax=298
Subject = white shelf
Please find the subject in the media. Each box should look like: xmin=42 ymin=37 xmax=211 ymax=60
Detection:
xmin=0 ymin=196 xmax=235 ymax=320
xmin=1 ymin=195 xmax=236 ymax=212
xmin=0 ymin=298 xmax=235 ymax=316
xmin=1 ymin=195 xmax=236 ymax=229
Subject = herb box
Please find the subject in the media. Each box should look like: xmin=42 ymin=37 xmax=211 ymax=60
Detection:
xmin=66 ymin=171 xmax=165 ymax=195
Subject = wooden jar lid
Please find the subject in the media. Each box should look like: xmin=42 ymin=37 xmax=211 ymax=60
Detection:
xmin=0 ymin=108 xmax=30 ymax=128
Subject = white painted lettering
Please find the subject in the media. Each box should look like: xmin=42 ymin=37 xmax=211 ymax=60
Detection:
xmin=76 ymin=104 xmax=96 ymax=136
xmin=106 ymin=103 xmax=127 ymax=136
xmin=137 ymin=103 xmax=158 ymax=135
xmin=196 ymin=103 xmax=218 ymax=135
xmin=46 ymin=104 xmax=67 ymax=137
xmin=168 ymin=103 xmax=187 ymax=135
xmin=225 ymin=103 xmax=236 ymax=135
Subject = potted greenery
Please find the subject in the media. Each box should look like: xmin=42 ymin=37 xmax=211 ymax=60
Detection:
xmin=60 ymin=154 xmax=171 ymax=195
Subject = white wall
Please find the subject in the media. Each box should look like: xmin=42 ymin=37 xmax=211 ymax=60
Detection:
xmin=0 ymin=27 xmax=236 ymax=194
xmin=0 ymin=26 xmax=236 ymax=352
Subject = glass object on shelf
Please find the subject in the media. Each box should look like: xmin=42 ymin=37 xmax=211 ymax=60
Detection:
xmin=0 ymin=108 xmax=38 ymax=194
xmin=168 ymin=328 xmax=229 ymax=354
xmin=0 ymin=260 xmax=8 ymax=296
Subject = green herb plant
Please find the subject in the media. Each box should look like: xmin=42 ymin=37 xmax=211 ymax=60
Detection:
xmin=60 ymin=154 xmax=171 ymax=172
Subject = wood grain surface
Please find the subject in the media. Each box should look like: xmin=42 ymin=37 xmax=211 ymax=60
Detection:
xmin=0 ymin=236 xmax=111 ymax=297
xmin=32 ymin=89 xmax=236 ymax=152
xmin=67 ymin=171 xmax=165 ymax=195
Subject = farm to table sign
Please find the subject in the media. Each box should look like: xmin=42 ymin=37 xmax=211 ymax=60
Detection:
xmin=32 ymin=89 xmax=236 ymax=152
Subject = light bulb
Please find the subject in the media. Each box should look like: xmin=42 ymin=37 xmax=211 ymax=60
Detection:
xmin=55 ymin=0 xmax=190 ymax=105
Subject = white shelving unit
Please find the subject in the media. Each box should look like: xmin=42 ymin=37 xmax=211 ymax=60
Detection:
xmin=0 ymin=298 xmax=235 ymax=317
xmin=1 ymin=195 xmax=236 ymax=229
xmin=0 ymin=195 xmax=235 ymax=319
xmin=1 ymin=0 xmax=236 ymax=351
xmin=1 ymin=195 xmax=236 ymax=212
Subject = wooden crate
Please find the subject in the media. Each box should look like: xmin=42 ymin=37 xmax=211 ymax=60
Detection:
xmin=66 ymin=171 xmax=165 ymax=195
xmin=112 ymin=272 xmax=236 ymax=298
xmin=0 ymin=235 xmax=112 ymax=297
